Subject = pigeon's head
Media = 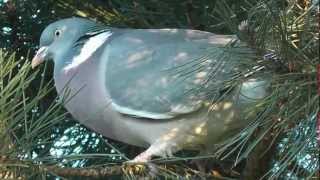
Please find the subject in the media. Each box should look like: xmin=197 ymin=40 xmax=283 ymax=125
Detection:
xmin=31 ymin=17 xmax=97 ymax=68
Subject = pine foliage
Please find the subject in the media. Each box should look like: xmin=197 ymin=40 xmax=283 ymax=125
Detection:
xmin=0 ymin=0 xmax=319 ymax=179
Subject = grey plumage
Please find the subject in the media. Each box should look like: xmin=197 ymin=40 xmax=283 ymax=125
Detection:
xmin=32 ymin=17 xmax=270 ymax=162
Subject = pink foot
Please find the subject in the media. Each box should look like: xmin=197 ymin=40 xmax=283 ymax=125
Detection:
xmin=127 ymin=151 xmax=151 ymax=164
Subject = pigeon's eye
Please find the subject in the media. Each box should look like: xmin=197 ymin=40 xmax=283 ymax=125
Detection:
xmin=54 ymin=29 xmax=61 ymax=37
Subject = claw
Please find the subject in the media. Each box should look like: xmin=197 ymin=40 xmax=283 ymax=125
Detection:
xmin=123 ymin=156 xmax=158 ymax=177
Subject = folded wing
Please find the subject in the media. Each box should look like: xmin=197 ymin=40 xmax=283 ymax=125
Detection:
xmin=104 ymin=29 xmax=236 ymax=119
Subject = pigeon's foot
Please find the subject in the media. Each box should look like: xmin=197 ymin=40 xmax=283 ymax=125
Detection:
xmin=127 ymin=139 xmax=180 ymax=164
xmin=128 ymin=151 xmax=152 ymax=164
xmin=124 ymin=151 xmax=158 ymax=177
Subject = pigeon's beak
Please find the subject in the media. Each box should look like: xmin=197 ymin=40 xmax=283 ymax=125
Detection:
xmin=31 ymin=46 xmax=48 ymax=69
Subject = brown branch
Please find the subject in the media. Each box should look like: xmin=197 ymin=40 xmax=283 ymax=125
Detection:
xmin=185 ymin=0 xmax=205 ymax=30
xmin=0 ymin=156 xmax=232 ymax=179
xmin=45 ymin=165 xmax=123 ymax=178
xmin=0 ymin=156 xmax=125 ymax=178
xmin=242 ymin=126 xmax=279 ymax=180
xmin=185 ymin=0 xmax=195 ymax=29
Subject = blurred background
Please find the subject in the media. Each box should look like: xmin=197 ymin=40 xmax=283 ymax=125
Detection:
xmin=0 ymin=0 xmax=319 ymax=179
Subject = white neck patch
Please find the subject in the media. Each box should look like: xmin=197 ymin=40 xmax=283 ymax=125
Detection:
xmin=64 ymin=31 xmax=112 ymax=72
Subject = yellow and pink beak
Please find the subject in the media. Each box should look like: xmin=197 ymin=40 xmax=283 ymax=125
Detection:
xmin=31 ymin=46 xmax=49 ymax=69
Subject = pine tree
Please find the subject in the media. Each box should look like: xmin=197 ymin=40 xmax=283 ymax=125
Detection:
xmin=0 ymin=0 xmax=318 ymax=179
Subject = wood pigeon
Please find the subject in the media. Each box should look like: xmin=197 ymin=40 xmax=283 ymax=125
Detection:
xmin=32 ymin=17 xmax=269 ymax=163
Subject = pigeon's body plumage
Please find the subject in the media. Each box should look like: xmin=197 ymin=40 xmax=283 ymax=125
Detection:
xmin=32 ymin=17 xmax=270 ymax=162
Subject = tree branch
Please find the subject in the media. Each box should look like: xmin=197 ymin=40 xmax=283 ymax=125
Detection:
xmin=0 ymin=156 xmax=233 ymax=179
xmin=45 ymin=165 xmax=123 ymax=178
